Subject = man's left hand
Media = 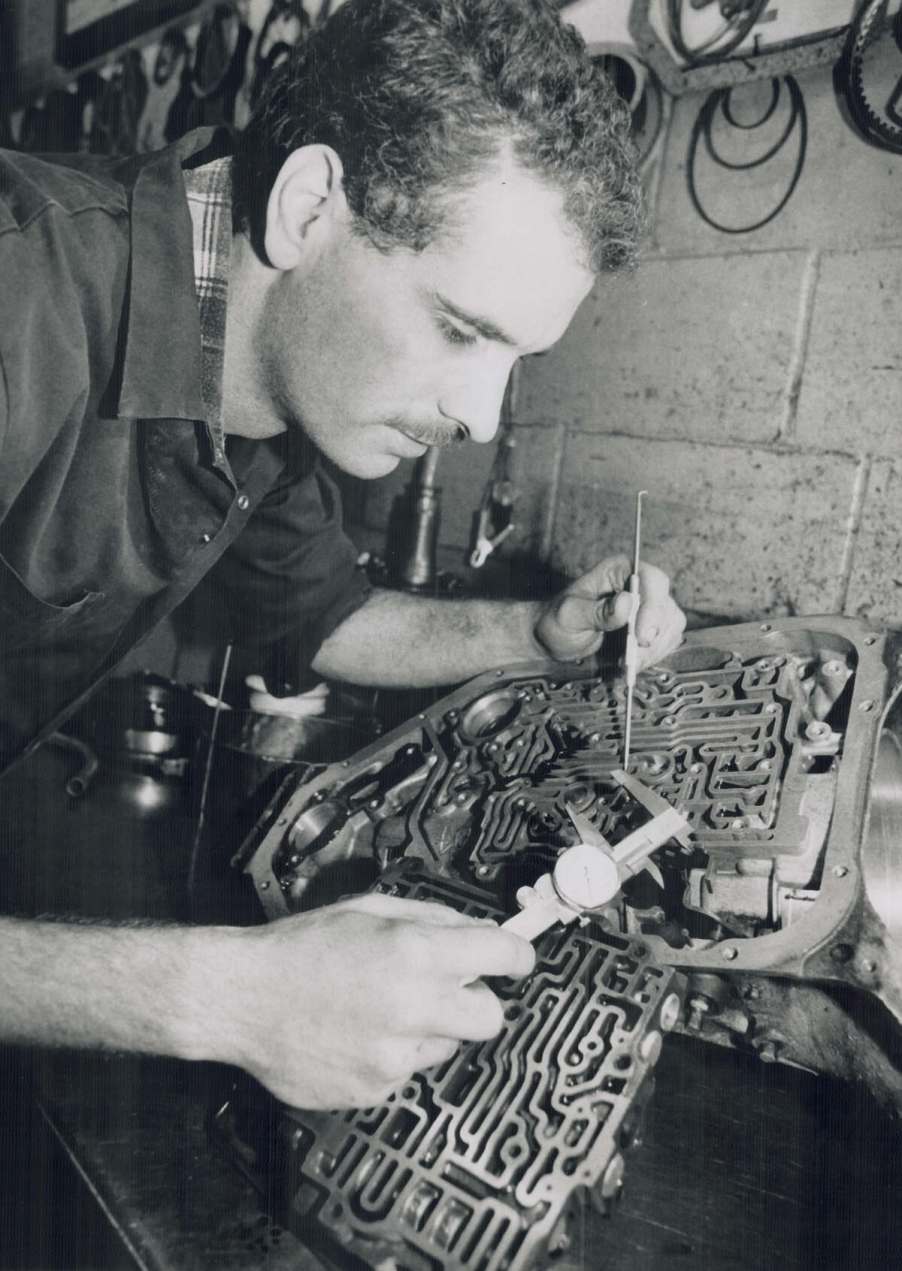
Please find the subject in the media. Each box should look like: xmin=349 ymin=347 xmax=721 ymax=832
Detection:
xmin=535 ymin=555 xmax=685 ymax=667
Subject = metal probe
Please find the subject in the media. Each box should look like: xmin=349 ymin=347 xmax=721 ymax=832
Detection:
xmin=623 ymin=490 xmax=647 ymax=769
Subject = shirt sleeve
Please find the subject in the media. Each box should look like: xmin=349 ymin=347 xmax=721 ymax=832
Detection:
xmin=209 ymin=460 xmax=371 ymax=691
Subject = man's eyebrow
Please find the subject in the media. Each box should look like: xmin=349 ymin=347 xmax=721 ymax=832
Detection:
xmin=434 ymin=292 xmax=518 ymax=348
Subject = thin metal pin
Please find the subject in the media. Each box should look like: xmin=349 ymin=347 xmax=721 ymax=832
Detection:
xmin=188 ymin=641 xmax=233 ymax=899
xmin=623 ymin=490 xmax=648 ymax=769
xmin=633 ymin=490 xmax=646 ymax=576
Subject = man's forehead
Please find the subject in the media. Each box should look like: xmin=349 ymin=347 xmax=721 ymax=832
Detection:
xmin=438 ymin=152 xmax=585 ymax=259
xmin=422 ymin=162 xmax=595 ymax=351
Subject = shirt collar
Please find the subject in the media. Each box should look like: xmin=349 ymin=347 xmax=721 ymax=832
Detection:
xmin=115 ymin=128 xmax=231 ymax=425
xmin=184 ymin=154 xmax=232 ymax=461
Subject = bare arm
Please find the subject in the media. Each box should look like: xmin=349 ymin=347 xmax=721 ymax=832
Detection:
xmin=312 ymin=557 xmax=686 ymax=687
xmin=313 ymin=589 xmax=546 ymax=686
xmin=0 ymin=898 xmax=533 ymax=1109
xmin=0 ymin=917 xmax=207 ymax=1057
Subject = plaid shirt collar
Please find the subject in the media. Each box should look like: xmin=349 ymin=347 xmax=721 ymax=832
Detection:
xmin=183 ymin=155 xmax=232 ymax=462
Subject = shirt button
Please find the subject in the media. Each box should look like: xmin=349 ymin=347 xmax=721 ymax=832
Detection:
xmin=236 ymin=494 xmax=250 ymax=511
xmin=200 ymin=532 xmax=212 ymax=544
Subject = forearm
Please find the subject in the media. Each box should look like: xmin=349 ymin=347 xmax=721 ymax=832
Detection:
xmin=0 ymin=916 xmax=244 ymax=1063
xmin=0 ymin=901 xmax=535 ymax=1110
xmin=312 ymin=589 xmax=548 ymax=687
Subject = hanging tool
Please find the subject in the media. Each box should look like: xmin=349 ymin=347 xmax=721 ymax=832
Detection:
xmin=622 ymin=491 xmax=647 ymax=770
xmin=501 ymin=769 xmax=688 ymax=941
xmin=469 ymin=411 xmax=517 ymax=568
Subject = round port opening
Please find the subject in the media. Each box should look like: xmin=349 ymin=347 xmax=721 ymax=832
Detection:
xmin=459 ymin=691 xmax=522 ymax=741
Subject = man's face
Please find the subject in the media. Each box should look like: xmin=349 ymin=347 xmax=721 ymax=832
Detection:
xmin=258 ymin=158 xmax=595 ymax=478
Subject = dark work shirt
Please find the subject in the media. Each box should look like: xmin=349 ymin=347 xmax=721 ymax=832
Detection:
xmin=0 ymin=129 xmax=369 ymax=771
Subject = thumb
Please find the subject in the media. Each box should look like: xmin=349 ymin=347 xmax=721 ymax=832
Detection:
xmin=594 ymin=590 xmax=635 ymax=632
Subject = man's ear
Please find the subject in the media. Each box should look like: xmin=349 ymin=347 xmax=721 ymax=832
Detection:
xmin=264 ymin=145 xmax=347 ymax=271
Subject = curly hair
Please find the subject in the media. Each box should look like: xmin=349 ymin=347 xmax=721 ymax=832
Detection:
xmin=232 ymin=0 xmax=643 ymax=273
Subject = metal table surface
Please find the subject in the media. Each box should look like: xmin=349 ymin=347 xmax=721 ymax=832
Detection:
xmin=1 ymin=744 xmax=900 ymax=1270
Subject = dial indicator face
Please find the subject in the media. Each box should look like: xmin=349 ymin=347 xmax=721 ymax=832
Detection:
xmin=553 ymin=843 xmax=619 ymax=911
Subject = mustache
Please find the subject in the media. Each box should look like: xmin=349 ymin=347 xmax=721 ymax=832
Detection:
xmin=388 ymin=420 xmax=468 ymax=448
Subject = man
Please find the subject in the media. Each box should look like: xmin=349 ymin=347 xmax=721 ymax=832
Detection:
xmin=0 ymin=0 xmax=684 ymax=1110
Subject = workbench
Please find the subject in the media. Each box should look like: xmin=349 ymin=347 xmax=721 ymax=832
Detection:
xmin=0 ymin=742 xmax=899 ymax=1270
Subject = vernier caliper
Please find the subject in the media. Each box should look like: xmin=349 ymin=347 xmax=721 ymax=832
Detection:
xmin=501 ymin=769 xmax=689 ymax=941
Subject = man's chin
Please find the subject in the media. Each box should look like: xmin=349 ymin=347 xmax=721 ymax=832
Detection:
xmin=342 ymin=451 xmax=404 ymax=480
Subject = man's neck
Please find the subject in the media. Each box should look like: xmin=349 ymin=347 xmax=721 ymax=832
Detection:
xmin=222 ymin=232 xmax=288 ymax=440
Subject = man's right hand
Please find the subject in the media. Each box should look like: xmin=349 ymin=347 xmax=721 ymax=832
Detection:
xmin=209 ymin=894 xmax=535 ymax=1109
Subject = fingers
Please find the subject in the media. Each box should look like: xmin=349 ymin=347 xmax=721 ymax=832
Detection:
xmin=413 ymin=1036 xmax=460 ymax=1070
xmin=352 ymin=1032 xmax=470 ymax=1105
xmin=634 ymin=562 xmax=676 ymax=646
xmin=364 ymin=984 xmax=506 ymax=1087
xmin=398 ymin=928 xmax=529 ymax=1044
xmin=637 ymin=598 xmax=685 ymax=665
xmin=557 ymin=554 xmax=669 ymax=639
xmin=440 ymin=981 xmax=507 ymax=1042
xmin=634 ymin=563 xmax=686 ymax=664
xmin=412 ymin=923 xmax=535 ymax=983
xmin=249 ymin=904 xmax=526 ymax=1108
xmin=585 ymin=560 xmax=685 ymax=662
xmin=584 ymin=561 xmax=674 ymax=641
xmin=354 ymin=915 xmax=531 ymax=1042
xmin=593 ymin=589 xmax=635 ymax=632
xmin=570 ymin=553 xmax=632 ymax=601
xmin=552 ymin=557 xmax=629 ymax=635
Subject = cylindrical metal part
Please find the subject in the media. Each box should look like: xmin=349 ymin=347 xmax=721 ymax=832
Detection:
xmin=392 ymin=448 xmax=443 ymax=591
xmin=395 ymin=485 xmax=442 ymax=590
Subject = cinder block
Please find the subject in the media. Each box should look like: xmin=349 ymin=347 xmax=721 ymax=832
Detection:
xmin=517 ymin=252 xmax=806 ymax=445
xmin=845 ymin=460 xmax=902 ymax=628
xmin=653 ymin=49 xmax=902 ymax=255
xmin=795 ymin=248 xmax=902 ymax=456
xmin=549 ymin=433 xmax=861 ymax=619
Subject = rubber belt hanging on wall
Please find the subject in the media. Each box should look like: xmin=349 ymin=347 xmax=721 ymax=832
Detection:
xmin=166 ymin=3 xmax=252 ymax=137
xmin=835 ymin=0 xmax=902 ymax=155
xmin=686 ymin=75 xmax=808 ymax=235
xmin=665 ymin=0 xmax=769 ymax=67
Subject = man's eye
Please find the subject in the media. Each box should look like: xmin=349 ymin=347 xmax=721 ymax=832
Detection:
xmin=439 ymin=318 xmax=478 ymax=348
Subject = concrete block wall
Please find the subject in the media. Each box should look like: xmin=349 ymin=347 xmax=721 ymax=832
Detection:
xmin=520 ymin=43 xmax=902 ymax=626
xmin=355 ymin=43 xmax=902 ymax=626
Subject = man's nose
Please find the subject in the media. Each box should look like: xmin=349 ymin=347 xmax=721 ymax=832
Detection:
xmin=438 ymin=364 xmax=512 ymax=445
